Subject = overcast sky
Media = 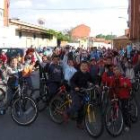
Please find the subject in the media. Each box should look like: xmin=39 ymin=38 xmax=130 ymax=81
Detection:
xmin=10 ymin=0 xmax=128 ymax=36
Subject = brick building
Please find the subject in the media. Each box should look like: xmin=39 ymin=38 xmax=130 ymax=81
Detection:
xmin=71 ymin=24 xmax=90 ymax=40
xmin=70 ymin=24 xmax=91 ymax=48
xmin=128 ymin=0 xmax=140 ymax=43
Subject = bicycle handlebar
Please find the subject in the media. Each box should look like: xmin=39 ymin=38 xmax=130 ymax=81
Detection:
xmin=79 ymin=86 xmax=95 ymax=93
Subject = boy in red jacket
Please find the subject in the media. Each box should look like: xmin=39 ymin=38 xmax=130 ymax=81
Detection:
xmin=102 ymin=66 xmax=132 ymax=131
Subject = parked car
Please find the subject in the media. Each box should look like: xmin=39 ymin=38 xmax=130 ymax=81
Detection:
xmin=0 ymin=47 xmax=27 ymax=63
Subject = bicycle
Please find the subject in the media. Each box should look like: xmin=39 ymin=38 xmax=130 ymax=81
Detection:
xmin=31 ymin=62 xmax=49 ymax=112
xmin=0 ymin=76 xmax=38 ymax=126
xmin=133 ymin=71 xmax=140 ymax=92
xmin=100 ymin=85 xmax=110 ymax=115
xmin=105 ymin=87 xmax=124 ymax=137
xmin=49 ymin=85 xmax=104 ymax=138
xmin=128 ymin=88 xmax=138 ymax=123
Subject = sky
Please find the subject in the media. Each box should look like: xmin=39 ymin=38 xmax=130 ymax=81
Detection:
xmin=10 ymin=0 xmax=128 ymax=36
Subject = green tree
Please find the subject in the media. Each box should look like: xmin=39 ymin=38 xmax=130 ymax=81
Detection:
xmin=96 ymin=34 xmax=106 ymax=38
xmin=96 ymin=34 xmax=116 ymax=40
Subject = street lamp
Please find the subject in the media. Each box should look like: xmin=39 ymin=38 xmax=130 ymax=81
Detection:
xmin=118 ymin=17 xmax=129 ymax=28
xmin=118 ymin=17 xmax=127 ymax=20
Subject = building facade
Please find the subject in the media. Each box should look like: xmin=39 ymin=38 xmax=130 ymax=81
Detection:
xmin=128 ymin=0 xmax=140 ymax=44
xmin=70 ymin=24 xmax=91 ymax=49
xmin=0 ymin=0 xmax=10 ymax=46
xmin=0 ymin=0 xmax=9 ymax=27
xmin=0 ymin=0 xmax=4 ymax=27
xmin=0 ymin=19 xmax=57 ymax=48
xmin=8 ymin=19 xmax=57 ymax=48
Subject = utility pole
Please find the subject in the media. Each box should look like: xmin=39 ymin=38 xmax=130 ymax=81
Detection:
xmin=111 ymin=32 xmax=113 ymax=49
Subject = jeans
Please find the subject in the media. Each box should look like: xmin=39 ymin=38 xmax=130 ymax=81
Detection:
xmin=120 ymin=99 xmax=131 ymax=127
xmin=47 ymin=82 xmax=60 ymax=100
xmin=0 ymin=69 xmax=5 ymax=80
xmin=67 ymin=91 xmax=85 ymax=124
xmin=24 ymin=76 xmax=33 ymax=89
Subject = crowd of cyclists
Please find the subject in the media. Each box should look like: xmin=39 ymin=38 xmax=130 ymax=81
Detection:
xmin=0 ymin=44 xmax=140 ymax=138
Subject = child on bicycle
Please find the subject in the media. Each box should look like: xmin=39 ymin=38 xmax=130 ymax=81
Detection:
xmin=45 ymin=55 xmax=64 ymax=100
xmin=63 ymin=61 xmax=93 ymax=129
xmin=114 ymin=67 xmax=132 ymax=131
xmin=0 ymin=57 xmax=22 ymax=115
xmin=0 ymin=60 xmax=6 ymax=83
xmin=102 ymin=66 xmax=132 ymax=131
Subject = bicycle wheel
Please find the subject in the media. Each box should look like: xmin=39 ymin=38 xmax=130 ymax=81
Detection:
xmin=11 ymin=96 xmax=38 ymax=126
xmin=128 ymin=98 xmax=138 ymax=123
xmin=134 ymin=82 xmax=139 ymax=92
xmin=49 ymin=96 xmax=67 ymax=124
xmin=101 ymin=91 xmax=108 ymax=115
xmin=85 ymin=104 xmax=104 ymax=138
xmin=105 ymin=106 xmax=124 ymax=137
xmin=0 ymin=88 xmax=6 ymax=108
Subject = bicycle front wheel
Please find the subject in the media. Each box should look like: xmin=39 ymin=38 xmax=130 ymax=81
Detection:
xmin=0 ymin=88 xmax=6 ymax=108
xmin=129 ymin=98 xmax=138 ymax=123
xmin=49 ymin=96 xmax=67 ymax=124
xmin=85 ymin=104 xmax=104 ymax=138
xmin=105 ymin=106 xmax=124 ymax=137
xmin=11 ymin=96 xmax=38 ymax=126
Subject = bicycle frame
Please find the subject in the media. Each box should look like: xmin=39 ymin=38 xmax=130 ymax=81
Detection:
xmin=110 ymin=94 xmax=119 ymax=120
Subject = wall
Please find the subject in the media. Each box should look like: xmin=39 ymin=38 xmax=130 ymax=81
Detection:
xmin=9 ymin=25 xmax=57 ymax=48
xmin=0 ymin=8 xmax=3 ymax=26
xmin=71 ymin=24 xmax=91 ymax=39
xmin=0 ymin=26 xmax=15 ymax=47
xmin=0 ymin=24 xmax=57 ymax=48
xmin=0 ymin=0 xmax=4 ymax=27
xmin=4 ymin=0 xmax=9 ymax=26
xmin=129 ymin=0 xmax=140 ymax=41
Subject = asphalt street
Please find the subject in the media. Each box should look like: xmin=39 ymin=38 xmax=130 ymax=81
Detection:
xmin=0 ymin=71 xmax=140 ymax=140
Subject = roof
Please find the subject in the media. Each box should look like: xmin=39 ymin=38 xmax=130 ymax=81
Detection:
xmin=113 ymin=35 xmax=128 ymax=40
xmin=89 ymin=37 xmax=111 ymax=44
xmin=72 ymin=24 xmax=90 ymax=31
xmin=9 ymin=19 xmax=52 ymax=34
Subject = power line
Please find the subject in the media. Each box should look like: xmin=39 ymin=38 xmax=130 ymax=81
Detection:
xmin=10 ymin=6 xmax=127 ymax=11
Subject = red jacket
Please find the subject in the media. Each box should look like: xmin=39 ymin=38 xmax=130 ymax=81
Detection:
xmin=0 ymin=54 xmax=7 ymax=63
xmin=102 ymin=72 xmax=114 ymax=86
xmin=102 ymin=74 xmax=132 ymax=99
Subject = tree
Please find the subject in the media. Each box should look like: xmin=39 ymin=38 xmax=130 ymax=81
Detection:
xmin=62 ymin=28 xmax=74 ymax=42
xmin=96 ymin=34 xmax=106 ymax=38
xmin=105 ymin=35 xmax=116 ymax=40
xmin=96 ymin=34 xmax=116 ymax=40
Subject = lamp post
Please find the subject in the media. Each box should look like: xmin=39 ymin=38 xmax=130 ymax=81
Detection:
xmin=118 ymin=17 xmax=127 ymax=20
xmin=118 ymin=17 xmax=128 ymax=27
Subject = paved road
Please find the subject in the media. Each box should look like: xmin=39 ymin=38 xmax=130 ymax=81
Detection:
xmin=0 ymin=71 xmax=140 ymax=140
